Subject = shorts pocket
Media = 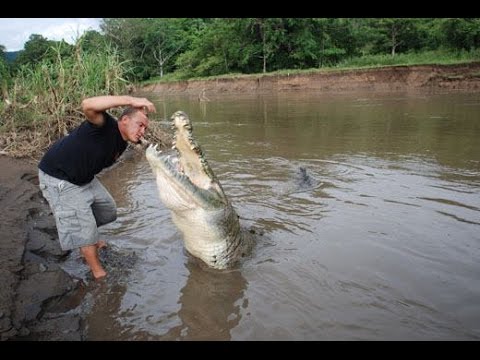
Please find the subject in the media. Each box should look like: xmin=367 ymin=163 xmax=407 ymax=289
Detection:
xmin=55 ymin=210 xmax=81 ymax=234
xmin=54 ymin=210 xmax=83 ymax=250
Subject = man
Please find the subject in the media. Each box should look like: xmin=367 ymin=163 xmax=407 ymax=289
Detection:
xmin=38 ymin=95 xmax=156 ymax=279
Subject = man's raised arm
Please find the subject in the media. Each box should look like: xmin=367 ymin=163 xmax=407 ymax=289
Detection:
xmin=81 ymin=95 xmax=156 ymax=126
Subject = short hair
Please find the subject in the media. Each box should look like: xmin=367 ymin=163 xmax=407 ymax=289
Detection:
xmin=119 ymin=107 xmax=144 ymax=121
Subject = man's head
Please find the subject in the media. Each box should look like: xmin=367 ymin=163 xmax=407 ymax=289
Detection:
xmin=118 ymin=107 xmax=149 ymax=143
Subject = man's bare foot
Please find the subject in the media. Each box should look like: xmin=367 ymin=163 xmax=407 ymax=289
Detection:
xmin=80 ymin=244 xmax=107 ymax=280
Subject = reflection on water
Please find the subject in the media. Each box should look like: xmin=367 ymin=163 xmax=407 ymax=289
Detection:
xmin=75 ymin=90 xmax=480 ymax=340
xmin=83 ymin=255 xmax=247 ymax=341
xmin=161 ymin=260 xmax=247 ymax=341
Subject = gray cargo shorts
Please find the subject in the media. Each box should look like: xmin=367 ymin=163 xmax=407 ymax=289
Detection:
xmin=38 ymin=169 xmax=117 ymax=250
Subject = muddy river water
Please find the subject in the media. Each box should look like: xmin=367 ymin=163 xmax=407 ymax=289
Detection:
xmin=65 ymin=90 xmax=480 ymax=340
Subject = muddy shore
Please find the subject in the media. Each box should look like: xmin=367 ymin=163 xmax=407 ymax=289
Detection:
xmin=1 ymin=62 xmax=480 ymax=341
xmin=0 ymin=155 xmax=84 ymax=340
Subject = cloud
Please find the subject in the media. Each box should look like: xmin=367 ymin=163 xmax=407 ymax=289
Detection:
xmin=0 ymin=18 xmax=101 ymax=51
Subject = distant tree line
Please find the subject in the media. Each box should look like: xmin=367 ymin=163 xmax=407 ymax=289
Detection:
xmin=97 ymin=18 xmax=480 ymax=80
xmin=1 ymin=18 xmax=480 ymax=84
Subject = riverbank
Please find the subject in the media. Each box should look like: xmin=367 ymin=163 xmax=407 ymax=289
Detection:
xmin=0 ymin=155 xmax=86 ymax=340
xmin=142 ymin=62 xmax=480 ymax=96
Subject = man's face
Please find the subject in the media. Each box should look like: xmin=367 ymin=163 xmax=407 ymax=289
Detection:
xmin=123 ymin=112 xmax=149 ymax=143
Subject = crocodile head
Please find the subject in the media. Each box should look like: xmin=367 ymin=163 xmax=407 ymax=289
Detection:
xmin=146 ymin=111 xmax=228 ymax=211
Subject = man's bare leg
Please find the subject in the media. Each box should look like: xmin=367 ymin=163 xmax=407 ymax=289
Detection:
xmin=80 ymin=240 xmax=107 ymax=264
xmin=80 ymin=244 xmax=107 ymax=279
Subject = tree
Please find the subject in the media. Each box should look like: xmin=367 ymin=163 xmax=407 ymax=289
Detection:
xmin=0 ymin=44 xmax=11 ymax=97
xmin=146 ymin=19 xmax=186 ymax=78
xmin=14 ymin=34 xmax=52 ymax=67
xmin=441 ymin=18 xmax=480 ymax=50
xmin=78 ymin=30 xmax=109 ymax=53
xmin=244 ymin=18 xmax=285 ymax=73
xmin=375 ymin=19 xmax=417 ymax=56
xmin=13 ymin=34 xmax=73 ymax=69
xmin=101 ymin=18 xmax=149 ymax=80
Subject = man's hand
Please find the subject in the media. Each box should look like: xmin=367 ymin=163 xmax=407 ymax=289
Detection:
xmin=130 ymin=97 xmax=157 ymax=114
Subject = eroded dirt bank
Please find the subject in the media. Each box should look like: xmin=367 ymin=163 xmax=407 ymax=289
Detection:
xmin=142 ymin=62 xmax=480 ymax=96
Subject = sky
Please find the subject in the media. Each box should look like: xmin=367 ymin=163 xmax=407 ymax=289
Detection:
xmin=0 ymin=18 xmax=102 ymax=52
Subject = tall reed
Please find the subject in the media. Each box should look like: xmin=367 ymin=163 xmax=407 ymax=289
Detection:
xmin=0 ymin=42 xmax=130 ymax=159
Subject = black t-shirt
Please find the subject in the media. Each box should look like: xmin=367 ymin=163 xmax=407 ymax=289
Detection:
xmin=38 ymin=112 xmax=128 ymax=185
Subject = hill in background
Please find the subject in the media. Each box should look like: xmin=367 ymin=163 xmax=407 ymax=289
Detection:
xmin=5 ymin=51 xmax=20 ymax=63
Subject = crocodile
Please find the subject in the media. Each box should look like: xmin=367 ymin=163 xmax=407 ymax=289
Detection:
xmin=146 ymin=111 xmax=253 ymax=269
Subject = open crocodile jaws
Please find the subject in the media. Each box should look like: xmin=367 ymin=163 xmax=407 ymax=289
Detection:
xmin=146 ymin=111 xmax=245 ymax=269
